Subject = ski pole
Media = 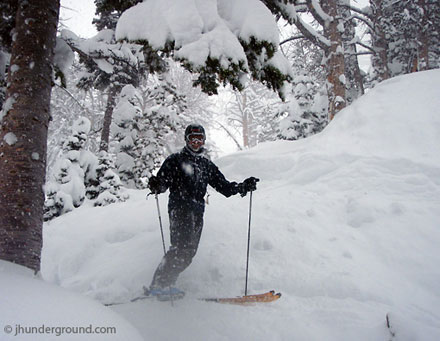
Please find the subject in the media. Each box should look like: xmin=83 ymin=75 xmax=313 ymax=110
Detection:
xmin=244 ymin=190 xmax=253 ymax=296
xmin=154 ymin=193 xmax=175 ymax=305
xmin=155 ymin=194 xmax=167 ymax=255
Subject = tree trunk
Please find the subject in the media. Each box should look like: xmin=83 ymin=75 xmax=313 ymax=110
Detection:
xmin=322 ymin=0 xmax=346 ymax=120
xmin=417 ymin=0 xmax=429 ymax=70
xmin=99 ymin=85 xmax=120 ymax=151
xmin=370 ymin=0 xmax=391 ymax=81
xmin=0 ymin=0 xmax=60 ymax=272
xmin=340 ymin=0 xmax=364 ymax=103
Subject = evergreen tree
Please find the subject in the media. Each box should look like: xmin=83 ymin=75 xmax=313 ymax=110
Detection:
xmin=48 ymin=60 xmax=105 ymax=176
xmin=93 ymin=150 xmax=128 ymax=207
xmin=112 ymin=85 xmax=140 ymax=188
xmin=44 ymin=118 xmax=99 ymax=220
xmin=279 ymin=24 xmax=329 ymax=139
xmin=278 ymin=74 xmax=326 ymax=140
xmin=346 ymin=0 xmax=440 ymax=84
xmin=386 ymin=0 xmax=440 ymax=74
xmin=113 ymin=80 xmax=184 ymax=188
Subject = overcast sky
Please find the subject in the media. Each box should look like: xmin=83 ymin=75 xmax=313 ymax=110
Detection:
xmin=60 ymin=0 xmax=97 ymax=38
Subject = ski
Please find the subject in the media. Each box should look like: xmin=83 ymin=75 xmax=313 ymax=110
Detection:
xmin=200 ymin=290 xmax=281 ymax=305
xmin=105 ymin=290 xmax=281 ymax=306
xmin=104 ymin=295 xmax=153 ymax=306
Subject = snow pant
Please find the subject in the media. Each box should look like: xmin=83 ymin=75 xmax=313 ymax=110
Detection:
xmin=150 ymin=205 xmax=204 ymax=289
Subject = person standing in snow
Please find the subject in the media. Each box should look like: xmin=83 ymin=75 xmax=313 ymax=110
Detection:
xmin=146 ymin=124 xmax=259 ymax=298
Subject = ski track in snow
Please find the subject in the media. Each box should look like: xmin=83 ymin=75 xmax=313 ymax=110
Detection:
xmin=39 ymin=70 xmax=440 ymax=340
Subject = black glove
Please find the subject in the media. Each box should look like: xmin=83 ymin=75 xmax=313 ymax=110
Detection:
xmin=148 ymin=176 xmax=162 ymax=194
xmin=238 ymin=177 xmax=260 ymax=197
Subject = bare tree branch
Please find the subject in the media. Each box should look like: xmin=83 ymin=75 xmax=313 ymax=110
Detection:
xmin=280 ymin=35 xmax=306 ymax=45
xmin=214 ymin=121 xmax=243 ymax=151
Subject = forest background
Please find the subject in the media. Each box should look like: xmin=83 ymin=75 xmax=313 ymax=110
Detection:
xmin=0 ymin=0 xmax=439 ymax=271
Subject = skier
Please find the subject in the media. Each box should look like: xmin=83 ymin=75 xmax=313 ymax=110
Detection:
xmin=146 ymin=124 xmax=259 ymax=299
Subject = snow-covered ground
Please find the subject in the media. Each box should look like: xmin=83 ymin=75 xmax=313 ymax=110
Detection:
xmin=2 ymin=69 xmax=439 ymax=340
xmin=0 ymin=261 xmax=143 ymax=340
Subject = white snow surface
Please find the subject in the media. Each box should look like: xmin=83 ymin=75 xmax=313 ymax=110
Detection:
xmin=37 ymin=70 xmax=440 ymax=340
xmin=0 ymin=261 xmax=143 ymax=340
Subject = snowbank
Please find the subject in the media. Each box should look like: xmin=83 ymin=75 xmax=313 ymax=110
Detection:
xmin=41 ymin=70 xmax=440 ymax=340
xmin=0 ymin=261 xmax=142 ymax=340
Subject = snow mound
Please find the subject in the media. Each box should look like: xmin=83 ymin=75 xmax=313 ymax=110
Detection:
xmin=0 ymin=261 xmax=143 ymax=341
xmin=318 ymin=69 xmax=440 ymax=164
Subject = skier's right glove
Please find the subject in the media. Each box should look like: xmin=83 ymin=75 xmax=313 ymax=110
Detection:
xmin=238 ymin=177 xmax=260 ymax=197
xmin=148 ymin=176 xmax=162 ymax=194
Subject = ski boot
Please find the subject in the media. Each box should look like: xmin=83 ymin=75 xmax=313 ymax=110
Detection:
xmin=144 ymin=286 xmax=185 ymax=301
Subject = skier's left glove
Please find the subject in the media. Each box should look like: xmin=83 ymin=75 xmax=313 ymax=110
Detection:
xmin=238 ymin=177 xmax=260 ymax=197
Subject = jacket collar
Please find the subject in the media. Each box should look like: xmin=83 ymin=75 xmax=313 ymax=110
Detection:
xmin=183 ymin=145 xmax=205 ymax=158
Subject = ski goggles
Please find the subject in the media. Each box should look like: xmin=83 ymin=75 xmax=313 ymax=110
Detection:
xmin=187 ymin=134 xmax=205 ymax=143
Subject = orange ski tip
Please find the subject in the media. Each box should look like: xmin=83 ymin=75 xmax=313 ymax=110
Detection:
xmin=201 ymin=290 xmax=282 ymax=305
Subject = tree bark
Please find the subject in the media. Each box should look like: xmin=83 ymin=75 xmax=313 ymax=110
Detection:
xmin=322 ymin=0 xmax=346 ymax=120
xmin=0 ymin=0 xmax=60 ymax=272
xmin=340 ymin=0 xmax=364 ymax=102
xmin=99 ymin=84 xmax=121 ymax=151
xmin=370 ymin=0 xmax=390 ymax=81
xmin=417 ymin=0 xmax=429 ymax=70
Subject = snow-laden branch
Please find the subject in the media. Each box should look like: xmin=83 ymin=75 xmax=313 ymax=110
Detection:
xmin=307 ymin=0 xmax=332 ymax=26
xmin=60 ymin=29 xmax=142 ymax=75
xmin=350 ymin=14 xmax=374 ymax=32
xmin=338 ymin=3 xmax=372 ymax=20
xmin=115 ymin=0 xmax=293 ymax=98
xmin=291 ymin=14 xmax=331 ymax=50
xmin=272 ymin=2 xmax=330 ymax=51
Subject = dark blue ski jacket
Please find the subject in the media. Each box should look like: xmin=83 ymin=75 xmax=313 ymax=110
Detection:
xmin=154 ymin=147 xmax=240 ymax=213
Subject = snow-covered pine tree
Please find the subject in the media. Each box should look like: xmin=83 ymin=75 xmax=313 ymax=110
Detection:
xmin=112 ymin=85 xmax=140 ymax=188
xmin=386 ymin=0 xmax=440 ymax=74
xmin=43 ymin=160 xmax=76 ymax=221
xmin=93 ymin=150 xmax=128 ymax=207
xmin=350 ymin=0 xmax=440 ymax=85
xmin=278 ymin=23 xmax=329 ymax=140
xmin=44 ymin=117 xmax=98 ymax=220
xmin=114 ymin=77 xmax=185 ymax=189
xmin=278 ymin=74 xmax=326 ymax=140
xmin=135 ymin=81 xmax=184 ymax=184
xmin=48 ymin=60 xmax=104 ymax=177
